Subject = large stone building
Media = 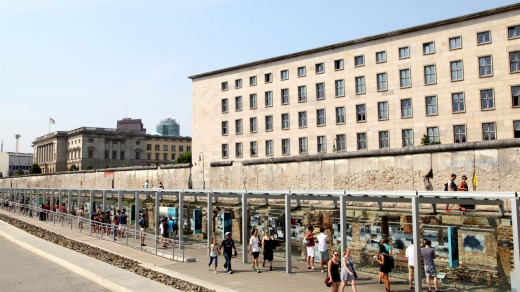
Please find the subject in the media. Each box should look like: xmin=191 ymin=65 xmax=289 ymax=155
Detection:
xmin=116 ymin=118 xmax=146 ymax=134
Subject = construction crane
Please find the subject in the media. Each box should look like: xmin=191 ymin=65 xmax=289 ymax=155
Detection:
xmin=15 ymin=134 xmax=21 ymax=153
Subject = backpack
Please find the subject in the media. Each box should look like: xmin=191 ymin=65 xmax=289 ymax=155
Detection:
xmin=444 ymin=183 xmax=448 ymax=191
xmin=384 ymin=254 xmax=395 ymax=269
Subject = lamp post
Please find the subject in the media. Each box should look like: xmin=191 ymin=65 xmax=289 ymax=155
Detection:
xmin=198 ymin=152 xmax=205 ymax=189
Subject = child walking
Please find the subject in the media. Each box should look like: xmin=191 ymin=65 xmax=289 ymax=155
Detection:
xmin=208 ymin=238 xmax=219 ymax=273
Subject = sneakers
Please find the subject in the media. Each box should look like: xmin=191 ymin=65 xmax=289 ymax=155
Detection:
xmin=214 ymin=271 xmax=218 ymax=274
xmin=269 ymin=266 xmax=272 ymax=271
xmin=228 ymin=270 xmax=233 ymax=274
xmin=321 ymin=269 xmax=325 ymax=273
xmin=307 ymin=266 xmax=311 ymax=269
xmin=252 ymin=265 xmax=256 ymax=270
xmin=311 ymin=266 xmax=316 ymax=270
xmin=257 ymin=269 xmax=261 ymax=273
xmin=378 ymin=280 xmax=383 ymax=284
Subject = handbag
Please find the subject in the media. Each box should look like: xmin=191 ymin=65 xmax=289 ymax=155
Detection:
xmin=324 ymin=276 xmax=332 ymax=287
xmin=353 ymin=271 xmax=358 ymax=279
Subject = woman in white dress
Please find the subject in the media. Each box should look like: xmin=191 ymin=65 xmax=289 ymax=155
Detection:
xmin=340 ymin=248 xmax=358 ymax=292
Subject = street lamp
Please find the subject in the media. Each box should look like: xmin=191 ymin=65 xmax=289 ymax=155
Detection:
xmin=198 ymin=152 xmax=205 ymax=189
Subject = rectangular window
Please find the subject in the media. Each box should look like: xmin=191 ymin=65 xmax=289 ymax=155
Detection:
xmin=88 ymin=149 xmax=93 ymax=158
xmin=171 ymin=145 xmax=176 ymax=151
xmin=354 ymin=55 xmax=364 ymax=67
xmin=424 ymin=65 xmax=437 ymax=85
xmin=336 ymin=134 xmax=346 ymax=152
xmin=146 ymin=153 xmax=151 ymax=160
xmin=235 ymin=96 xmax=242 ymax=111
xmin=135 ymin=152 xmax=140 ymax=160
xmin=514 ymin=120 xmax=520 ymax=138
xmin=163 ymin=145 xmax=168 ymax=151
xmin=423 ymin=42 xmax=435 ymax=54
xmin=154 ymin=145 xmax=160 ymax=151
xmin=298 ymin=111 xmax=307 ymax=128
xmin=479 ymin=56 xmax=493 ymax=77
xmin=221 ymin=98 xmax=228 ymax=113
xmin=334 ymin=59 xmax=344 ymax=70
xmin=449 ymin=36 xmax=462 ymax=50
xmin=221 ymin=144 xmax=228 ymax=158
xmin=355 ymin=76 xmax=365 ymax=94
xmin=357 ymin=133 xmax=367 ymax=150
xmin=235 ymin=142 xmax=243 ymax=158
xmin=281 ymin=69 xmax=289 ymax=80
xmin=265 ymin=140 xmax=274 ymax=156
xmin=401 ymin=98 xmax=412 ymax=118
xmin=427 ymin=127 xmax=439 ymax=143
xmin=111 ymin=151 xmax=116 ymax=159
xmin=265 ymin=91 xmax=273 ymax=107
xmin=454 ymin=125 xmax=466 ymax=143
xmin=154 ymin=153 xmax=159 ymax=160
xmin=235 ymin=119 xmax=243 ymax=134
xmin=315 ymin=63 xmax=324 ymax=74
xmin=482 ymin=122 xmax=496 ymax=140
xmin=265 ymin=115 xmax=273 ymax=131
xmin=379 ymin=131 xmax=389 ymax=149
xmin=378 ymin=101 xmax=389 ymax=120
xmin=163 ymin=153 xmax=168 ymax=160
xmin=509 ymin=25 xmax=520 ymax=39
xmin=281 ymin=139 xmax=290 ymax=155
xmin=399 ymin=46 xmax=410 ymax=59
xmin=297 ymin=66 xmax=306 ymax=77
xmin=249 ymin=76 xmax=257 ymax=86
xmin=510 ymin=51 xmax=520 ymax=73
xmin=513 ymin=86 xmax=520 ymax=107
xmin=316 ymin=82 xmax=325 ymax=99
xmin=264 ymin=73 xmax=272 ymax=83
xmin=147 ymin=144 xmax=152 ymax=150
xmin=336 ymin=107 xmax=346 ymax=124
xmin=299 ymin=137 xmax=307 ymax=154
xmin=88 ymin=138 xmax=94 ymax=143
xmin=221 ymin=121 xmax=228 ymax=135
xmin=316 ymin=109 xmax=326 ymax=126
xmin=250 ymin=117 xmax=257 ymax=133
xmin=480 ymin=89 xmax=495 ymax=110
xmin=425 ymin=96 xmax=438 ymax=116
xmin=356 ymin=104 xmax=366 ymax=122
xmin=250 ymin=141 xmax=257 ymax=157
xmin=377 ymin=73 xmax=387 ymax=91
xmin=235 ymin=79 xmax=242 ymax=89
xmin=179 ymin=146 xmax=184 ymax=152
xmin=281 ymin=113 xmax=290 ymax=129
xmin=221 ymin=82 xmax=228 ymax=91
xmin=281 ymin=88 xmax=289 ymax=104
xmin=335 ymin=79 xmax=345 ymax=96
xmin=298 ymin=85 xmax=307 ymax=102
xmin=400 ymin=69 xmax=411 ymax=88
xmin=452 ymin=92 xmax=465 ymax=113
xmin=376 ymin=51 xmax=387 ymax=63
xmin=402 ymin=129 xmax=413 ymax=147
xmin=477 ymin=31 xmax=491 ymax=44
xmin=317 ymin=136 xmax=327 ymax=153
xmin=249 ymin=94 xmax=257 ymax=109
xmin=450 ymin=60 xmax=464 ymax=81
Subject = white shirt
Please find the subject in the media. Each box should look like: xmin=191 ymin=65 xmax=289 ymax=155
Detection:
xmin=405 ymin=244 xmax=415 ymax=266
xmin=317 ymin=232 xmax=328 ymax=252
xmin=249 ymin=236 xmax=260 ymax=252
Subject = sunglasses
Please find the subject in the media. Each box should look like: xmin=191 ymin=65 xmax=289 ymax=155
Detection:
xmin=334 ymin=253 xmax=340 ymax=256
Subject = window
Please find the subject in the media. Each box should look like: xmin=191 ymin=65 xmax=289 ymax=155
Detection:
xmin=376 ymin=51 xmax=387 ymax=63
xmin=250 ymin=117 xmax=257 ymax=133
xmin=379 ymin=131 xmax=389 ymax=149
xmin=163 ymin=145 xmax=168 ymax=151
xmin=221 ymin=121 xmax=228 ymax=135
xmin=265 ymin=140 xmax=274 ymax=156
xmin=281 ymin=113 xmax=290 ymax=129
xmin=298 ymin=86 xmax=307 ymax=102
xmin=265 ymin=91 xmax=273 ymax=107
xmin=378 ymin=101 xmax=389 ymax=120
xmin=135 ymin=152 xmax=140 ymax=160
xmin=514 ymin=121 xmax=520 ymax=138
xmin=146 ymin=144 xmax=152 ymax=150
xmin=450 ymin=60 xmax=464 ymax=81
xmin=401 ymin=98 xmax=412 ymax=118
xmin=509 ymin=25 xmax=520 ymax=39
xmin=88 ymin=138 xmax=94 ymax=143
xmin=316 ymin=109 xmax=326 ymax=126
xmin=154 ymin=145 xmax=160 ymax=151
xmin=221 ymin=82 xmax=228 ymax=91
xmin=424 ymin=65 xmax=436 ymax=85
xmin=221 ymin=98 xmax=228 ymax=113
xmin=235 ymin=119 xmax=242 ymax=134
xmin=235 ymin=79 xmax=242 ymax=89
xmin=249 ymin=94 xmax=257 ymax=109
xmin=315 ymin=63 xmax=324 ymax=74
xmin=171 ymin=145 xmax=176 ymax=151
xmin=235 ymin=142 xmax=243 ymax=158
xmin=163 ymin=153 xmax=168 ymax=160
xmin=423 ymin=42 xmax=435 ymax=54
xmin=334 ymin=59 xmax=344 ymax=70
xmin=316 ymin=82 xmax=325 ymax=99
xmin=250 ymin=141 xmax=258 ymax=157
xmin=336 ymin=107 xmax=346 ymax=124
xmin=112 ymin=150 xmax=117 ymax=159
xmin=452 ymin=92 xmax=465 ymax=113
xmin=477 ymin=31 xmax=491 ymax=44
xmin=356 ymin=104 xmax=366 ymax=122
xmin=335 ymin=79 xmax=345 ymax=96
xmin=264 ymin=73 xmax=272 ymax=83
xmin=355 ymin=76 xmax=365 ymax=94
xmin=265 ymin=115 xmax=273 ymax=131
xmin=449 ymin=36 xmax=462 ymax=50
xmin=298 ymin=111 xmax=307 ymax=128
xmin=510 ymin=51 xmax=520 ymax=73
xmin=400 ymin=69 xmax=411 ymax=88
xmin=317 ymin=136 xmax=327 ymax=153
xmin=221 ymin=144 xmax=229 ymax=158
xmin=105 ymin=150 xmax=110 ymax=159
xmin=454 ymin=125 xmax=466 ymax=143
xmin=479 ymin=56 xmax=493 ymax=77
xmin=281 ymin=69 xmax=289 ymax=80
xmin=235 ymin=96 xmax=242 ymax=111
xmin=154 ymin=153 xmax=159 ymax=160
xmin=482 ymin=123 xmax=496 ymax=140
xmin=135 ymin=141 xmax=140 ymax=145
xmin=281 ymin=88 xmax=289 ymax=104
xmin=336 ymin=134 xmax=346 ymax=152
xmin=427 ymin=127 xmax=439 ymax=143
xmin=480 ymin=89 xmax=495 ymax=110
xmin=357 ymin=133 xmax=367 ymax=150
xmin=147 ymin=153 xmax=151 ymax=160
xmin=297 ymin=66 xmax=306 ymax=77
xmin=377 ymin=73 xmax=387 ymax=91
xmin=249 ymin=76 xmax=257 ymax=86
xmin=179 ymin=146 xmax=184 ymax=152
xmin=299 ymin=137 xmax=308 ymax=154
xmin=354 ymin=55 xmax=364 ymax=67
xmin=281 ymin=139 xmax=290 ymax=155
xmin=425 ymin=96 xmax=438 ymax=116
xmin=399 ymin=46 xmax=410 ymax=59
xmin=513 ymin=86 xmax=520 ymax=107
xmin=88 ymin=149 xmax=93 ymax=158
xmin=402 ymin=129 xmax=413 ymax=147
xmin=187 ymin=146 xmax=191 ymax=152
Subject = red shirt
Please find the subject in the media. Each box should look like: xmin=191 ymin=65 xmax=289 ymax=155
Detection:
xmin=306 ymin=231 xmax=315 ymax=246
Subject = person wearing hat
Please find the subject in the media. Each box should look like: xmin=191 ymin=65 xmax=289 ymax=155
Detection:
xmin=219 ymin=232 xmax=238 ymax=274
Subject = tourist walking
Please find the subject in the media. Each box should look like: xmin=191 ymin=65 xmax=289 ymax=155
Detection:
xmin=208 ymin=238 xmax=219 ymax=273
xmin=458 ymin=175 xmax=474 ymax=211
xmin=139 ymin=213 xmax=146 ymax=246
xmin=261 ymin=230 xmax=275 ymax=270
xmin=144 ymin=180 xmax=149 ymax=189
xmin=219 ymin=232 xmax=238 ymax=274
xmin=422 ymin=240 xmax=440 ymax=292
xmin=375 ymin=244 xmax=392 ymax=292
xmin=405 ymin=239 xmax=415 ymax=290
xmin=445 ymin=173 xmax=458 ymax=211
xmin=160 ymin=217 xmax=169 ymax=247
xmin=317 ymin=227 xmax=329 ymax=272
xmin=340 ymin=248 xmax=357 ymax=292
xmin=248 ymin=228 xmax=261 ymax=273
xmin=327 ymin=251 xmax=341 ymax=292
xmin=118 ymin=210 xmax=128 ymax=238
xmin=77 ymin=207 xmax=84 ymax=229
xmin=304 ymin=225 xmax=316 ymax=270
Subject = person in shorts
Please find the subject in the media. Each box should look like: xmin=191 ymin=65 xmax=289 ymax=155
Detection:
xmin=421 ymin=240 xmax=440 ymax=292
xmin=139 ymin=213 xmax=146 ymax=246
xmin=405 ymin=239 xmax=415 ymax=289
xmin=317 ymin=227 xmax=329 ymax=272
xmin=248 ymin=228 xmax=261 ymax=273
xmin=304 ymin=226 xmax=316 ymax=270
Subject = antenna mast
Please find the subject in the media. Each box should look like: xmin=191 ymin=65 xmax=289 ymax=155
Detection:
xmin=15 ymin=134 xmax=21 ymax=153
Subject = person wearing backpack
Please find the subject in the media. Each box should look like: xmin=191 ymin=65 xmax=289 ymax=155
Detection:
xmin=445 ymin=174 xmax=458 ymax=212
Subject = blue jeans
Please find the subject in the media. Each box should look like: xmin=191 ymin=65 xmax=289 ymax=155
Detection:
xmin=223 ymin=252 xmax=232 ymax=271
xmin=209 ymin=256 xmax=218 ymax=267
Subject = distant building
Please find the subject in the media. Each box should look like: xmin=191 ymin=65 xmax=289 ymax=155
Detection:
xmin=117 ymin=118 xmax=146 ymax=134
xmin=156 ymin=118 xmax=180 ymax=137
xmin=0 ymin=152 xmax=33 ymax=177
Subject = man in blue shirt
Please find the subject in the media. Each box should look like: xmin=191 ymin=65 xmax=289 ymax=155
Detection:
xmin=219 ymin=232 xmax=238 ymax=274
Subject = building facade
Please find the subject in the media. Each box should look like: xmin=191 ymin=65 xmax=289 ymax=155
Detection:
xmin=0 ymin=152 xmax=34 ymax=177
xmin=189 ymin=4 xmax=520 ymax=185
xmin=156 ymin=118 xmax=180 ymax=137
xmin=116 ymin=118 xmax=146 ymax=134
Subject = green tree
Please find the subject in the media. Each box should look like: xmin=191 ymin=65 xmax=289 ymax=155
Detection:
xmin=176 ymin=151 xmax=192 ymax=164
xmin=69 ymin=164 xmax=79 ymax=171
xmin=28 ymin=163 xmax=42 ymax=174
xmin=420 ymin=134 xmax=441 ymax=145
xmin=15 ymin=169 xmax=24 ymax=176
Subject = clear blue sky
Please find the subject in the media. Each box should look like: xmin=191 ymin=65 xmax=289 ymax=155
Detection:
xmin=1 ymin=0 xmax=518 ymax=153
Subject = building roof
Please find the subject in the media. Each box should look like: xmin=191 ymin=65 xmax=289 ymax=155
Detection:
xmin=188 ymin=3 xmax=520 ymax=80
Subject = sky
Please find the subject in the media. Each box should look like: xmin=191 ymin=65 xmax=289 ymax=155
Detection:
xmin=1 ymin=0 xmax=519 ymax=153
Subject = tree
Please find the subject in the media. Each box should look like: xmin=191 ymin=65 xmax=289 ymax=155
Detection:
xmin=176 ymin=151 xmax=192 ymax=164
xmin=29 ymin=164 xmax=42 ymax=174
xmin=420 ymin=134 xmax=441 ymax=145
xmin=15 ymin=169 xmax=25 ymax=176
xmin=69 ymin=164 xmax=79 ymax=171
